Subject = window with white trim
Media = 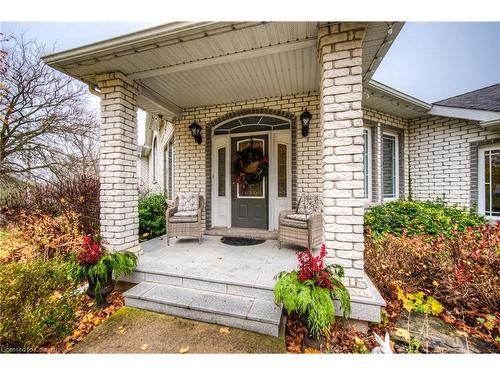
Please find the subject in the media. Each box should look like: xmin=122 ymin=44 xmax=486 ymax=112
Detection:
xmin=152 ymin=136 xmax=158 ymax=183
xmin=363 ymin=128 xmax=372 ymax=200
xmin=382 ymin=133 xmax=399 ymax=200
xmin=478 ymin=144 xmax=500 ymax=218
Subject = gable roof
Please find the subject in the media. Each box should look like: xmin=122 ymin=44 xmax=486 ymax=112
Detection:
xmin=433 ymin=83 xmax=500 ymax=112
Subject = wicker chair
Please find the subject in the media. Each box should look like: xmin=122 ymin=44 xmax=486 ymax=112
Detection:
xmin=278 ymin=194 xmax=322 ymax=250
xmin=166 ymin=195 xmax=205 ymax=245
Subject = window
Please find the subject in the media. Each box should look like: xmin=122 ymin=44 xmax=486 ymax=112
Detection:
xmin=152 ymin=137 xmax=158 ymax=182
xmin=167 ymin=139 xmax=174 ymax=200
xmin=363 ymin=128 xmax=372 ymax=200
xmin=277 ymin=143 xmax=288 ymax=198
xmin=382 ymin=133 xmax=398 ymax=200
xmin=478 ymin=145 xmax=500 ymax=218
xmin=217 ymin=147 xmax=226 ymax=197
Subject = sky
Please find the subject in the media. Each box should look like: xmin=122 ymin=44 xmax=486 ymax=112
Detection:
xmin=1 ymin=21 xmax=499 ymax=130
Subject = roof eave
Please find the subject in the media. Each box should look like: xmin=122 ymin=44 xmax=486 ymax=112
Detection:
xmin=367 ymin=80 xmax=432 ymax=111
xmin=428 ymin=104 xmax=500 ymax=122
xmin=42 ymin=22 xmax=219 ymax=66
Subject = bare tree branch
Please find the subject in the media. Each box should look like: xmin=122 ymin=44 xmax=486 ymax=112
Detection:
xmin=0 ymin=33 xmax=99 ymax=186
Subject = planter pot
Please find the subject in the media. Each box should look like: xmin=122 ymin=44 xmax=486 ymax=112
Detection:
xmin=86 ymin=270 xmax=115 ymax=307
xmin=298 ymin=314 xmax=327 ymax=352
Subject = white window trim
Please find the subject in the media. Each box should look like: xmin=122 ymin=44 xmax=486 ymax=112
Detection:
xmin=382 ymin=131 xmax=399 ymax=201
xmin=478 ymin=143 xmax=500 ymax=219
xmin=152 ymin=135 xmax=158 ymax=184
xmin=363 ymin=127 xmax=372 ymax=201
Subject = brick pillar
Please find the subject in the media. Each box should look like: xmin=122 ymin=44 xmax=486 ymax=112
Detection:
xmin=319 ymin=23 xmax=370 ymax=298
xmin=96 ymin=72 xmax=140 ymax=253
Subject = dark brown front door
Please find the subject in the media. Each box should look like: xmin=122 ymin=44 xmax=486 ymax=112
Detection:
xmin=231 ymin=135 xmax=269 ymax=229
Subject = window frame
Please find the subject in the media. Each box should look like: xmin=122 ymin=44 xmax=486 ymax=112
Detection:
xmin=363 ymin=127 xmax=372 ymax=201
xmin=152 ymin=136 xmax=158 ymax=183
xmin=478 ymin=143 xmax=500 ymax=219
xmin=382 ymin=131 xmax=399 ymax=201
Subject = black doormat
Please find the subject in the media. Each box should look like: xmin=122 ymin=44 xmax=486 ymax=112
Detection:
xmin=221 ymin=236 xmax=266 ymax=246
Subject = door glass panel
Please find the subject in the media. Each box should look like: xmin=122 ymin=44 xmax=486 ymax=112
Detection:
xmin=237 ymin=139 xmax=264 ymax=198
xmin=218 ymin=147 xmax=226 ymax=197
xmin=277 ymin=143 xmax=287 ymax=198
xmin=383 ymin=134 xmax=396 ymax=199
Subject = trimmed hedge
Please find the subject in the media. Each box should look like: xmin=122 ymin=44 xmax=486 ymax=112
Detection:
xmin=365 ymin=200 xmax=486 ymax=238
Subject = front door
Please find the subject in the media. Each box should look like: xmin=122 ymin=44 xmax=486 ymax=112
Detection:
xmin=231 ymin=135 xmax=269 ymax=229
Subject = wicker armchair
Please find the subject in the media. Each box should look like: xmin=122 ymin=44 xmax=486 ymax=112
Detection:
xmin=166 ymin=195 xmax=205 ymax=245
xmin=278 ymin=194 xmax=322 ymax=250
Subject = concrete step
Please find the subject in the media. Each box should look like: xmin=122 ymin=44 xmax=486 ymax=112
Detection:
xmin=123 ymin=282 xmax=282 ymax=337
xmin=121 ymin=270 xmax=275 ymax=302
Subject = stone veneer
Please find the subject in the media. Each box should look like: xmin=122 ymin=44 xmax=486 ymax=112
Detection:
xmin=96 ymin=72 xmax=140 ymax=252
xmin=408 ymin=115 xmax=500 ymax=208
xmin=318 ymin=22 xmax=369 ymax=296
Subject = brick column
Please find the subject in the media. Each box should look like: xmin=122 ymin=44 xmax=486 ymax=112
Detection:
xmin=96 ymin=72 xmax=140 ymax=253
xmin=318 ymin=23 xmax=370 ymax=298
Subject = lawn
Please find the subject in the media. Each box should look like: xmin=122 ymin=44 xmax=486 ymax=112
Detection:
xmin=72 ymin=307 xmax=286 ymax=354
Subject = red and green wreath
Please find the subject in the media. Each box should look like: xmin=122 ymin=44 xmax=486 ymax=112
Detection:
xmin=232 ymin=145 xmax=269 ymax=190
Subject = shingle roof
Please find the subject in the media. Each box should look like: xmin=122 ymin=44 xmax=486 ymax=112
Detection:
xmin=433 ymin=83 xmax=500 ymax=112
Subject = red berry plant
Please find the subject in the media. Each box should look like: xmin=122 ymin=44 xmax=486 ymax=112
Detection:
xmin=274 ymin=244 xmax=351 ymax=338
xmin=77 ymin=236 xmax=103 ymax=265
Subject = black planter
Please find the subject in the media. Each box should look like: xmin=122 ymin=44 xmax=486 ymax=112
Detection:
xmin=298 ymin=314 xmax=327 ymax=352
xmin=86 ymin=270 xmax=115 ymax=307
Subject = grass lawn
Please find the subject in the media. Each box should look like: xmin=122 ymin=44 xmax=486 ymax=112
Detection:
xmin=72 ymin=307 xmax=286 ymax=354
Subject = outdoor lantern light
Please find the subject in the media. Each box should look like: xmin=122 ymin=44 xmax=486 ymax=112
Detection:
xmin=189 ymin=121 xmax=202 ymax=144
xmin=300 ymin=108 xmax=312 ymax=137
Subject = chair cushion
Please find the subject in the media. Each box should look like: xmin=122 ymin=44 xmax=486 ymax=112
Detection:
xmin=178 ymin=193 xmax=199 ymax=212
xmin=174 ymin=210 xmax=198 ymax=217
xmin=280 ymin=217 xmax=308 ymax=229
xmin=169 ymin=215 xmax=198 ymax=223
xmin=296 ymin=194 xmax=321 ymax=215
xmin=286 ymin=213 xmax=310 ymax=221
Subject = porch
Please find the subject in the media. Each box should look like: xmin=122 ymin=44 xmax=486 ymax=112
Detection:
xmin=43 ymin=21 xmax=398 ymax=329
xmin=122 ymin=235 xmax=384 ymax=336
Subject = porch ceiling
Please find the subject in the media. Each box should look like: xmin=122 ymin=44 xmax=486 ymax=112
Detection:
xmin=43 ymin=21 xmax=403 ymax=118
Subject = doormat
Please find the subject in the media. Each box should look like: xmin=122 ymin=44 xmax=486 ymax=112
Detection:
xmin=221 ymin=236 xmax=266 ymax=246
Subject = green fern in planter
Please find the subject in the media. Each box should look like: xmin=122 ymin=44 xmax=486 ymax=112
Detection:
xmin=68 ymin=236 xmax=138 ymax=302
xmin=274 ymin=245 xmax=351 ymax=338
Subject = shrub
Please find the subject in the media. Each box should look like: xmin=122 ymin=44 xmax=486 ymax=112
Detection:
xmin=139 ymin=193 xmax=167 ymax=238
xmin=274 ymin=245 xmax=351 ymax=338
xmin=365 ymin=223 xmax=500 ymax=339
xmin=1 ymin=211 xmax=82 ymax=263
xmin=365 ymin=200 xmax=485 ymax=238
xmin=0 ymin=174 xmax=100 ymax=236
xmin=0 ymin=259 xmax=80 ymax=351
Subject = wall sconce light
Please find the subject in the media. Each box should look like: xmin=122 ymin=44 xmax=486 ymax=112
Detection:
xmin=300 ymin=108 xmax=312 ymax=137
xmin=189 ymin=120 xmax=202 ymax=144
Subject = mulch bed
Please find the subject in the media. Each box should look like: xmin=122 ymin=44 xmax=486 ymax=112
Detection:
xmin=40 ymin=291 xmax=124 ymax=354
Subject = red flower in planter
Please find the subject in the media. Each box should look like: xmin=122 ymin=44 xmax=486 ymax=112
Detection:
xmin=297 ymin=244 xmax=335 ymax=289
xmin=77 ymin=235 xmax=103 ymax=265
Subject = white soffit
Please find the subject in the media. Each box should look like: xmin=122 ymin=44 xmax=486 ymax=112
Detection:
xmin=44 ymin=22 xmax=400 ymax=114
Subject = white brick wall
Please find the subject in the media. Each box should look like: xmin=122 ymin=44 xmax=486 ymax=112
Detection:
xmin=96 ymin=72 xmax=140 ymax=252
xmin=319 ymin=22 xmax=369 ymax=297
xmin=409 ymin=115 xmax=500 ymax=207
xmin=171 ymin=93 xmax=323 ymax=228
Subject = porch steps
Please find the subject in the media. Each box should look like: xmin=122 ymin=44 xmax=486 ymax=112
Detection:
xmin=123 ymin=282 xmax=282 ymax=336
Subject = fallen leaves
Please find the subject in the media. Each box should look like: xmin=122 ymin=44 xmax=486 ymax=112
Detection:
xmin=219 ymin=327 xmax=231 ymax=334
xmin=41 ymin=291 xmax=124 ymax=354
xmin=141 ymin=344 xmax=149 ymax=351
xmin=178 ymin=346 xmax=189 ymax=354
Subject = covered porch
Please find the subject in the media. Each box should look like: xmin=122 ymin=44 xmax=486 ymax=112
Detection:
xmin=43 ymin=21 xmax=400 ymax=327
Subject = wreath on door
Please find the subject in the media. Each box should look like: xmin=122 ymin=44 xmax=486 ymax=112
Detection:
xmin=232 ymin=142 xmax=269 ymax=190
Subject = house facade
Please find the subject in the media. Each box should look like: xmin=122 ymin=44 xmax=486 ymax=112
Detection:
xmin=43 ymin=22 xmax=500 ymax=327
